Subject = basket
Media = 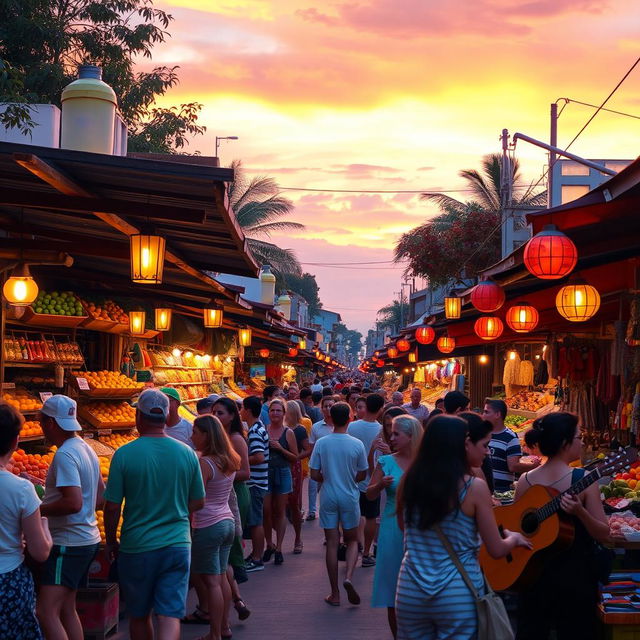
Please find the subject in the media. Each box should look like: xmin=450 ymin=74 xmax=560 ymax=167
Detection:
xmin=21 ymin=307 xmax=88 ymax=328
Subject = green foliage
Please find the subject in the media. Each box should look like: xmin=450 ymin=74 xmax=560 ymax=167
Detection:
xmin=0 ymin=0 xmax=205 ymax=153
xmin=334 ymin=322 xmax=363 ymax=358
xmin=282 ymin=272 xmax=322 ymax=318
xmin=377 ymin=301 xmax=409 ymax=334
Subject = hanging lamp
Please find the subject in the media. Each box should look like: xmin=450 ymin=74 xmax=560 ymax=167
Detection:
xmin=474 ymin=316 xmax=504 ymax=340
xmin=154 ymin=308 xmax=172 ymax=331
xmin=408 ymin=350 xmax=417 ymax=363
xmin=555 ymin=281 xmax=600 ymax=322
xmin=524 ymin=224 xmax=577 ymax=280
xmin=415 ymin=326 xmax=435 ymax=344
xmin=129 ymin=310 xmax=146 ymax=335
xmin=288 ymin=347 xmax=298 ymax=358
xmin=238 ymin=327 xmax=253 ymax=346
xmin=437 ymin=336 xmax=455 ymax=354
xmin=130 ymin=233 xmax=166 ymax=284
xmin=396 ymin=338 xmax=411 ymax=352
xmin=471 ymin=280 xmax=505 ymax=313
xmin=444 ymin=294 xmax=461 ymax=319
xmin=387 ymin=346 xmax=399 ymax=358
xmin=3 ymin=263 xmax=39 ymax=306
xmin=259 ymin=348 xmax=270 ymax=358
xmin=505 ymin=302 xmax=539 ymax=333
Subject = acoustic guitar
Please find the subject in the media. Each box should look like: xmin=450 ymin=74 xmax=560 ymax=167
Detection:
xmin=480 ymin=447 xmax=636 ymax=592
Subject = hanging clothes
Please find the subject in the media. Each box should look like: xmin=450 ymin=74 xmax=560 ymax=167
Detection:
xmin=518 ymin=360 xmax=535 ymax=387
xmin=534 ymin=359 xmax=549 ymax=386
xmin=503 ymin=353 xmax=521 ymax=386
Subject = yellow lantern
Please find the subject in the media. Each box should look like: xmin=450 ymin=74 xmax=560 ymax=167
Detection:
xmin=408 ymin=351 xmax=417 ymax=363
xmin=444 ymin=295 xmax=461 ymax=319
xmin=154 ymin=308 xmax=172 ymax=331
xmin=238 ymin=327 xmax=252 ymax=347
xmin=204 ymin=306 xmax=224 ymax=328
xmin=556 ymin=282 xmax=600 ymax=322
xmin=298 ymin=338 xmax=307 ymax=350
xmin=130 ymin=234 xmax=166 ymax=284
xmin=3 ymin=263 xmax=39 ymax=306
xmin=129 ymin=310 xmax=146 ymax=335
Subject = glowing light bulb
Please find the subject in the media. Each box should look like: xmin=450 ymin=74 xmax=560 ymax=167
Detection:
xmin=172 ymin=348 xmax=181 ymax=357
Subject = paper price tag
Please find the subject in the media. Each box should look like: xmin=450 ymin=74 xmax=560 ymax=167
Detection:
xmin=1 ymin=382 xmax=15 ymax=389
xmin=39 ymin=392 xmax=53 ymax=403
xmin=76 ymin=377 xmax=90 ymax=391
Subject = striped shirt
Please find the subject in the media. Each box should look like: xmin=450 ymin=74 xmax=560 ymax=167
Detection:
xmin=489 ymin=427 xmax=522 ymax=491
xmin=247 ymin=420 xmax=270 ymax=491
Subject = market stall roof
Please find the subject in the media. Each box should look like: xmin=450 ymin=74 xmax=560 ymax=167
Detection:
xmin=0 ymin=142 xmax=259 ymax=304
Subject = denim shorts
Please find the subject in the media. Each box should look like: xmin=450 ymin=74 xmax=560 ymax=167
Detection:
xmin=246 ymin=485 xmax=267 ymax=528
xmin=267 ymin=466 xmax=292 ymax=495
xmin=118 ymin=546 xmax=190 ymax=619
xmin=191 ymin=520 xmax=235 ymax=575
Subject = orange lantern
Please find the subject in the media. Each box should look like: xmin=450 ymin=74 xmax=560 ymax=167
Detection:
xmin=415 ymin=326 xmax=435 ymax=344
xmin=471 ymin=280 xmax=505 ymax=313
xmin=376 ymin=360 xmax=385 ymax=368
xmin=506 ymin=303 xmax=539 ymax=333
xmin=129 ymin=310 xmax=146 ymax=336
xmin=474 ymin=316 xmax=504 ymax=340
xmin=444 ymin=295 xmax=461 ymax=319
xmin=437 ymin=336 xmax=455 ymax=353
xmin=154 ymin=308 xmax=172 ymax=331
xmin=396 ymin=338 xmax=411 ymax=352
xmin=288 ymin=347 xmax=298 ymax=357
xmin=387 ymin=346 xmax=398 ymax=358
xmin=524 ymin=224 xmax=578 ymax=280
xmin=556 ymin=282 xmax=600 ymax=322
xmin=259 ymin=348 xmax=270 ymax=358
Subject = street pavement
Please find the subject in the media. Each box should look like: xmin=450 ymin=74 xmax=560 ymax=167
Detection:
xmin=112 ymin=481 xmax=388 ymax=639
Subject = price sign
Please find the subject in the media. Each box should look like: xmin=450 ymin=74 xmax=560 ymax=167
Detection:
xmin=100 ymin=429 xmax=112 ymax=435
xmin=39 ymin=392 xmax=53 ymax=403
xmin=76 ymin=377 xmax=90 ymax=391
xmin=1 ymin=382 xmax=15 ymax=390
xmin=83 ymin=433 xmax=94 ymax=439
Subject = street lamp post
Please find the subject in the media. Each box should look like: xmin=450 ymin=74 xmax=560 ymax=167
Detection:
xmin=215 ymin=135 xmax=239 ymax=159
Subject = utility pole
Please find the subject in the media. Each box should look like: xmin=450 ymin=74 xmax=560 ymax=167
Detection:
xmin=499 ymin=128 xmax=512 ymax=210
xmin=548 ymin=102 xmax=558 ymax=208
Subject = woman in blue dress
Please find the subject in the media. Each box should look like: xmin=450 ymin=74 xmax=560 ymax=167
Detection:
xmin=367 ymin=414 xmax=423 ymax=638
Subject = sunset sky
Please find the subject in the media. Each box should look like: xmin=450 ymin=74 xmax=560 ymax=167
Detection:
xmin=151 ymin=0 xmax=640 ymax=334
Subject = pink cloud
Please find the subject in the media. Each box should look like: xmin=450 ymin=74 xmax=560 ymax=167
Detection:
xmin=295 ymin=7 xmax=340 ymax=26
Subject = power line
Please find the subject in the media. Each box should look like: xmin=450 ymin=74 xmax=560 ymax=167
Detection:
xmin=279 ymin=187 xmax=478 ymax=194
xmin=301 ymin=260 xmax=395 ymax=265
xmin=560 ymin=97 xmax=640 ymax=121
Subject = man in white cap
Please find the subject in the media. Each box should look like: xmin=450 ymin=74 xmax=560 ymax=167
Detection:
xmin=37 ymin=394 xmax=103 ymax=640
xmin=103 ymin=388 xmax=205 ymax=640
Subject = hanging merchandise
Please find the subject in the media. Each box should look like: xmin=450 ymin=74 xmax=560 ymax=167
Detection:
xmin=518 ymin=360 xmax=535 ymax=386
xmin=503 ymin=350 xmax=521 ymax=386
xmin=534 ymin=357 xmax=549 ymax=386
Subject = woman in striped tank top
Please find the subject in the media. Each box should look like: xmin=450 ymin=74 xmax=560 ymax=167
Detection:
xmin=395 ymin=415 xmax=531 ymax=640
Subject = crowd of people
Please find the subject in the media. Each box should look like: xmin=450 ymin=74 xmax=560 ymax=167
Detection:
xmin=0 ymin=372 xmax=610 ymax=640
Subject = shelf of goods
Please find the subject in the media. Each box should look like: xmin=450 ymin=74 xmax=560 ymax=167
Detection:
xmin=79 ymin=401 xmax=136 ymax=430
xmin=505 ymin=390 xmax=556 ymax=420
xmin=19 ymin=420 xmax=44 ymax=441
xmin=4 ymin=332 xmax=85 ymax=368
xmin=149 ymin=349 xmax=216 ymax=371
xmin=78 ymin=297 xmax=129 ymax=333
xmin=3 ymin=388 xmax=43 ymax=414
xmin=21 ymin=290 xmax=88 ymax=328
xmin=70 ymin=371 xmax=144 ymax=398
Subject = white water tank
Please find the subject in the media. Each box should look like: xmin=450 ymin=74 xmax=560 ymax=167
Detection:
xmin=259 ymin=265 xmax=276 ymax=305
xmin=61 ymin=65 xmax=116 ymax=154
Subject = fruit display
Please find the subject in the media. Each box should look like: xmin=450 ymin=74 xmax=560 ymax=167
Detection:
xmin=20 ymin=420 xmax=43 ymax=438
xmin=13 ymin=374 xmax=56 ymax=388
xmin=149 ymin=349 xmax=214 ymax=370
xmin=10 ymin=448 xmax=55 ymax=482
xmin=178 ymin=405 xmax=195 ymax=421
xmin=4 ymin=338 xmax=56 ymax=362
xmin=96 ymin=509 xmax=121 ymax=543
xmin=98 ymin=455 xmax=111 ymax=483
xmin=72 ymin=371 xmax=143 ymax=393
xmin=601 ymin=462 xmax=640 ymax=503
xmin=227 ymin=380 xmax=248 ymax=398
xmin=80 ymin=298 xmax=128 ymax=324
xmin=99 ymin=432 xmax=137 ymax=449
xmin=505 ymin=414 xmax=528 ymax=429
xmin=169 ymin=384 xmax=210 ymax=402
xmin=154 ymin=368 xmax=212 ymax=384
xmin=3 ymin=389 xmax=42 ymax=413
xmin=609 ymin=512 xmax=640 ymax=540
xmin=506 ymin=391 xmax=555 ymax=412
xmin=80 ymin=401 xmax=136 ymax=428
xmin=31 ymin=291 xmax=85 ymax=316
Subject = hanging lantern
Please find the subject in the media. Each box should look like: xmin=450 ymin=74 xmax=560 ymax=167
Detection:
xmin=471 ymin=280 xmax=505 ymax=312
xmin=238 ymin=327 xmax=252 ymax=346
xmin=298 ymin=338 xmax=307 ymax=350
xmin=556 ymin=281 xmax=600 ymax=322
xmin=396 ymin=338 xmax=411 ymax=352
xmin=408 ymin=350 xmax=417 ymax=363
xmin=505 ymin=303 xmax=539 ymax=333
xmin=444 ymin=295 xmax=461 ymax=319
xmin=371 ymin=356 xmax=378 ymax=363
xmin=474 ymin=316 xmax=504 ymax=340
xmin=259 ymin=348 xmax=270 ymax=358
xmin=437 ymin=336 xmax=455 ymax=354
xmin=204 ymin=306 xmax=224 ymax=329
xmin=387 ymin=346 xmax=398 ymax=358
xmin=129 ymin=310 xmax=146 ymax=336
xmin=376 ymin=360 xmax=385 ymax=368
xmin=154 ymin=308 xmax=172 ymax=331
xmin=288 ymin=347 xmax=298 ymax=358
xmin=479 ymin=354 xmax=489 ymax=364
xmin=130 ymin=234 xmax=166 ymax=284
xmin=524 ymin=224 xmax=577 ymax=280
xmin=374 ymin=350 xmax=381 ymax=358
xmin=415 ymin=326 xmax=435 ymax=344
xmin=325 ymin=355 xmax=331 ymax=363
xmin=3 ymin=263 xmax=39 ymax=306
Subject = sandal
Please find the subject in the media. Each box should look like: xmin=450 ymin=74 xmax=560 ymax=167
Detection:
xmin=234 ymin=597 xmax=251 ymax=620
xmin=324 ymin=595 xmax=340 ymax=606
xmin=293 ymin=542 xmax=303 ymax=554
xmin=222 ymin=626 xmax=233 ymax=639
xmin=181 ymin=607 xmax=210 ymax=624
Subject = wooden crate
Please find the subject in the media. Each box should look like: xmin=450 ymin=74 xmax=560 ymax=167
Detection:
xmin=76 ymin=582 xmax=119 ymax=640
xmin=21 ymin=307 xmax=88 ymax=328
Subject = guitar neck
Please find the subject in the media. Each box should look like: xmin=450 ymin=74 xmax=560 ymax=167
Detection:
xmin=537 ymin=468 xmax=601 ymax=522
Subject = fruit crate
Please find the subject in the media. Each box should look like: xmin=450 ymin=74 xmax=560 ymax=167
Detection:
xmin=21 ymin=306 xmax=88 ymax=328
xmin=76 ymin=582 xmax=119 ymax=640
xmin=78 ymin=406 xmax=135 ymax=430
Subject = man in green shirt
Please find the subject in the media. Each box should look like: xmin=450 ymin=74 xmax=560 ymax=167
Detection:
xmin=104 ymin=389 xmax=204 ymax=640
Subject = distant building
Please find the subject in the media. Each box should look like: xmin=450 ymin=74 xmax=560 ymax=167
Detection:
xmin=310 ymin=309 xmax=342 ymax=356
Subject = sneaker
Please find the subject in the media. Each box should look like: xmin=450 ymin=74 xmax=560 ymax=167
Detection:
xmin=233 ymin=565 xmax=249 ymax=583
xmin=274 ymin=551 xmax=284 ymax=565
xmin=305 ymin=513 xmax=316 ymax=521
xmin=245 ymin=558 xmax=265 ymax=573
xmin=262 ymin=547 xmax=275 ymax=563
xmin=361 ymin=555 xmax=376 ymax=568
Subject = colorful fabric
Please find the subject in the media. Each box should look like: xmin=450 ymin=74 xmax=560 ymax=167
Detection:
xmin=0 ymin=563 xmax=42 ymax=640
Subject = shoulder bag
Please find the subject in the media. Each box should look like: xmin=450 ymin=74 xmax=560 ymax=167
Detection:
xmin=435 ymin=525 xmax=514 ymax=640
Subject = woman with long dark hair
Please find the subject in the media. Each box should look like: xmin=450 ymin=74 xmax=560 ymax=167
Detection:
xmin=459 ymin=411 xmax=495 ymax=494
xmin=395 ymin=415 xmax=530 ymax=639
xmin=514 ymin=412 xmax=608 ymax=640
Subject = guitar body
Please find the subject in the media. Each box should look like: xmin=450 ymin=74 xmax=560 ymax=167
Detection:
xmin=479 ymin=484 xmax=575 ymax=592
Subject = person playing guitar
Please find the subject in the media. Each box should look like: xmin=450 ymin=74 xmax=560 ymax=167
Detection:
xmin=513 ymin=412 xmax=609 ymax=640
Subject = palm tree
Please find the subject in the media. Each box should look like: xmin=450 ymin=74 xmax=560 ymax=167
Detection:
xmin=377 ymin=301 xmax=410 ymax=334
xmin=421 ymin=153 xmax=546 ymax=213
xmin=227 ymin=160 xmax=305 ymax=277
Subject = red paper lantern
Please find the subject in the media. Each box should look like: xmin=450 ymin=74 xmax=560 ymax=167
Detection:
xmin=396 ymin=338 xmax=411 ymax=352
xmin=376 ymin=360 xmax=385 ymax=368
xmin=288 ymin=347 xmax=298 ymax=357
xmin=471 ymin=280 xmax=505 ymax=312
xmin=437 ymin=336 xmax=455 ymax=353
xmin=259 ymin=348 xmax=270 ymax=358
xmin=415 ymin=326 xmax=435 ymax=344
xmin=524 ymin=224 xmax=577 ymax=280
xmin=506 ymin=303 xmax=539 ymax=333
xmin=387 ymin=346 xmax=398 ymax=358
xmin=474 ymin=316 xmax=504 ymax=341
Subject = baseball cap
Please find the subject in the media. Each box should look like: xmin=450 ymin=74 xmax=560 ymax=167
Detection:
xmin=160 ymin=387 xmax=181 ymax=404
xmin=41 ymin=395 xmax=82 ymax=431
xmin=196 ymin=394 xmax=221 ymax=415
xmin=136 ymin=388 xmax=169 ymax=420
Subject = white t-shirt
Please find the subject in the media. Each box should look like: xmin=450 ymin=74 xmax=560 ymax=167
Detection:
xmin=310 ymin=383 xmax=323 ymax=393
xmin=41 ymin=437 xmax=101 ymax=546
xmin=165 ymin=418 xmax=194 ymax=448
xmin=309 ymin=419 xmax=333 ymax=445
xmin=347 ymin=419 xmax=381 ymax=492
xmin=309 ymin=433 xmax=368 ymax=503
xmin=0 ymin=472 xmax=41 ymax=573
